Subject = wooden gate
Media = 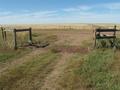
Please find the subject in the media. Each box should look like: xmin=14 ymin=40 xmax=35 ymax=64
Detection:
xmin=94 ymin=25 xmax=120 ymax=47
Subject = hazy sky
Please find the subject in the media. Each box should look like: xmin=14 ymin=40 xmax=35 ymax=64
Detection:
xmin=0 ymin=0 xmax=120 ymax=24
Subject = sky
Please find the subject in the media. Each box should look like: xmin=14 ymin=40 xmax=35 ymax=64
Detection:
xmin=0 ymin=0 xmax=120 ymax=24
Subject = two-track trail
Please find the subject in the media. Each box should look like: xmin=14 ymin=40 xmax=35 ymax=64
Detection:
xmin=0 ymin=30 xmax=91 ymax=90
xmin=41 ymin=53 xmax=73 ymax=90
xmin=0 ymin=48 xmax=48 ymax=74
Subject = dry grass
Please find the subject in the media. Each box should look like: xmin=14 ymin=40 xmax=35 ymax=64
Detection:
xmin=0 ymin=24 xmax=120 ymax=90
xmin=0 ymin=51 xmax=61 ymax=90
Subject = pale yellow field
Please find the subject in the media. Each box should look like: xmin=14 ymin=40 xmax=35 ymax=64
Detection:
xmin=2 ymin=23 xmax=120 ymax=30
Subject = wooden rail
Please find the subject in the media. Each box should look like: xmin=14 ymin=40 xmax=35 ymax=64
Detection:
xmin=94 ymin=25 xmax=120 ymax=47
xmin=13 ymin=28 xmax=32 ymax=49
xmin=0 ymin=27 xmax=32 ymax=50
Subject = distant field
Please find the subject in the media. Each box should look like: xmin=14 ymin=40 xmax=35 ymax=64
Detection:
xmin=2 ymin=23 xmax=120 ymax=30
xmin=0 ymin=24 xmax=120 ymax=90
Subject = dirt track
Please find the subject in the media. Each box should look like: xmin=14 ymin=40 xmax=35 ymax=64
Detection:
xmin=0 ymin=48 xmax=48 ymax=74
xmin=0 ymin=30 xmax=92 ymax=90
xmin=41 ymin=53 xmax=73 ymax=90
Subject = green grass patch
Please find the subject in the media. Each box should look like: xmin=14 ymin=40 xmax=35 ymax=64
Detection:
xmin=96 ymin=38 xmax=120 ymax=49
xmin=0 ymin=49 xmax=31 ymax=63
xmin=78 ymin=49 xmax=120 ymax=90
xmin=0 ymin=52 xmax=17 ymax=63
xmin=58 ymin=49 xmax=120 ymax=90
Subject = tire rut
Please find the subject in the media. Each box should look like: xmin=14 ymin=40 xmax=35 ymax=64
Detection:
xmin=0 ymin=48 xmax=48 ymax=74
xmin=41 ymin=53 xmax=73 ymax=90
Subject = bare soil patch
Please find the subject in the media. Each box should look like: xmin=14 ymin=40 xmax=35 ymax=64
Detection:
xmin=52 ymin=46 xmax=89 ymax=53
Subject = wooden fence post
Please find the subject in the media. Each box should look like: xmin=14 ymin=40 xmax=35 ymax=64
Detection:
xmin=113 ymin=25 xmax=117 ymax=46
xmin=94 ymin=30 xmax=97 ymax=48
xmin=1 ymin=27 xmax=5 ymax=40
xmin=13 ymin=29 xmax=17 ymax=50
xmin=4 ymin=31 xmax=7 ymax=41
xmin=29 ymin=28 xmax=32 ymax=44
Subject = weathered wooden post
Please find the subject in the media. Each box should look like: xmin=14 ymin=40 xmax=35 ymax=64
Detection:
xmin=114 ymin=25 xmax=116 ymax=36
xmin=94 ymin=30 xmax=97 ymax=48
xmin=1 ymin=27 xmax=4 ymax=40
xmin=4 ymin=31 xmax=7 ymax=41
xmin=1 ymin=27 xmax=7 ymax=41
xmin=113 ymin=25 xmax=117 ymax=47
xmin=29 ymin=28 xmax=32 ymax=44
xmin=13 ymin=29 xmax=17 ymax=50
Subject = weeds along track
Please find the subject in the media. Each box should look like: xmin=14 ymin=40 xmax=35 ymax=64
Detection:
xmin=0 ymin=49 xmax=61 ymax=90
xmin=0 ymin=48 xmax=48 ymax=74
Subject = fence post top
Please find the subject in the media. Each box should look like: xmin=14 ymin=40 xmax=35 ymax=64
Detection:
xmin=114 ymin=25 xmax=117 ymax=29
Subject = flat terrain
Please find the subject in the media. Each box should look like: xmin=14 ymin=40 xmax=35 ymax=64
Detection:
xmin=0 ymin=25 xmax=120 ymax=90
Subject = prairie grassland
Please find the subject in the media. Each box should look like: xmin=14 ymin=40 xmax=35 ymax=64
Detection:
xmin=3 ymin=23 xmax=120 ymax=30
xmin=0 ymin=24 xmax=120 ymax=90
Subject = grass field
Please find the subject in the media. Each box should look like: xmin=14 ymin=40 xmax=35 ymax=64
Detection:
xmin=0 ymin=24 xmax=120 ymax=90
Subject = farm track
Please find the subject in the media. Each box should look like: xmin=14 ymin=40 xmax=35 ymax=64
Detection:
xmin=0 ymin=48 xmax=62 ymax=90
xmin=0 ymin=48 xmax=48 ymax=74
xmin=0 ymin=30 xmax=93 ymax=90
xmin=41 ymin=53 xmax=73 ymax=90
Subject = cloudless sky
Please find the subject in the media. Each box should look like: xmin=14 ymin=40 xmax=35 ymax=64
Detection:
xmin=0 ymin=0 xmax=120 ymax=24
xmin=0 ymin=0 xmax=118 ymax=10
